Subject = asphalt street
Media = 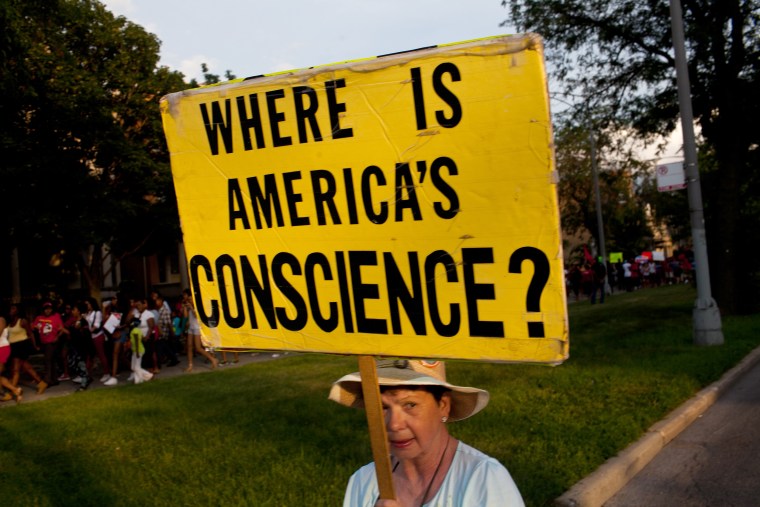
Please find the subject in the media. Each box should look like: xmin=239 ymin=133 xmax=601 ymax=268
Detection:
xmin=604 ymin=353 xmax=760 ymax=507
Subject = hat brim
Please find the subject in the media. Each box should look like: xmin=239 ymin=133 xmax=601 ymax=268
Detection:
xmin=328 ymin=369 xmax=489 ymax=422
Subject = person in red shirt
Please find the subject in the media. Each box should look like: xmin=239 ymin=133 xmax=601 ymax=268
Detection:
xmin=32 ymin=301 xmax=67 ymax=387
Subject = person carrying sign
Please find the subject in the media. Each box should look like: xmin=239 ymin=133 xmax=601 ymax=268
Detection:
xmin=329 ymin=360 xmax=524 ymax=506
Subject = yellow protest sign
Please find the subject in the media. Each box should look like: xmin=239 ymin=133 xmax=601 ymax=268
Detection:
xmin=160 ymin=34 xmax=568 ymax=364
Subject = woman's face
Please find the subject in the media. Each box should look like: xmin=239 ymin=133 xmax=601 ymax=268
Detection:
xmin=381 ymin=388 xmax=450 ymax=462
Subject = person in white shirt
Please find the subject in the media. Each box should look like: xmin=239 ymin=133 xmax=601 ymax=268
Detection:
xmin=85 ymin=297 xmax=111 ymax=384
xmin=330 ymin=360 xmax=525 ymax=507
xmin=181 ymin=289 xmax=218 ymax=373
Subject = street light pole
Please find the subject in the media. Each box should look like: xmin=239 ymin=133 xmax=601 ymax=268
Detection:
xmin=587 ymin=122 xmax=611 ymax=295
xmin=670 ymin=0 xmax=723 ymax=345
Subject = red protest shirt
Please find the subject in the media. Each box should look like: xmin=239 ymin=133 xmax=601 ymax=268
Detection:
xmin=33 ymin=313 xmax=65 ymax=344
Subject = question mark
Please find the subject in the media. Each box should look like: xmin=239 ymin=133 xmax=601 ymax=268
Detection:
xmin=508 ymin=247 xmax=550 ymax=338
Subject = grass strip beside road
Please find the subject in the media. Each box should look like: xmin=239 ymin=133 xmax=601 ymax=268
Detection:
xmin=1 ymin=284 xmax=758 ymax=506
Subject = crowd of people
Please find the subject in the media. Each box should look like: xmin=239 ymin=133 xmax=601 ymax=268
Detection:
xmin=0 ymin=288 xmax=225 ymax=403
xmin=565 ymin=249 xmax=695 ymax=303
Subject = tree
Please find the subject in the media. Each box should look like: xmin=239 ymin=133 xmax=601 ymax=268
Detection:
xmin=188 ymin=63 xmax=237 ymax=88
xmin=504 ymin=0 xmax=760 ymax=313
xmin=553 ymin=118 xmax=653 ymax=260
xmin=0 ymin=0 xmax=188 ymax=300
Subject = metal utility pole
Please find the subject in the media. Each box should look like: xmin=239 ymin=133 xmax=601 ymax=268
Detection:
xmin=587 ymin=125 xmax=611 ymax=295
xmin=670 ymin=0 xmax=723 ymax=345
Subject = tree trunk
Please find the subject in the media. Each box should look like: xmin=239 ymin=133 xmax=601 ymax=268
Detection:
xmin=708 ymin=168 xmax=738 ymax=315
xmin=78 ymin=244 xmax=104 ymax=302
xmin=706 ymin=113 xmax=743 ymax=314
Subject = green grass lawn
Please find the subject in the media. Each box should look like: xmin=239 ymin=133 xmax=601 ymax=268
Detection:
xmin=1 ymin=284 xmax=758 ymax=506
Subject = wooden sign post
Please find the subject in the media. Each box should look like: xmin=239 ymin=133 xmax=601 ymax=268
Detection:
xmin=358 ymin=355 xmax=396 ymax=501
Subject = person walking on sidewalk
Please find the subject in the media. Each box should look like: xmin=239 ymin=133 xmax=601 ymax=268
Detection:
xmin=0 ymin=316 xmax=23 ymax=403
xmin=182 ymin=289 xmax=217 ymax=373
xmin=127 ymin=317 xmax=153 ymax=384
xmin=64 ymin=303 xmax=93 ymax=391
xmin=154 ymin=294 xmax=179 ymax=368
xmin=32 ymin=301 xmax=66 ymax=388
xmin=85 ymin=298 xmax=111 ymax=384
xmin=590 ymin=258 xmax=607 ymax=304
xmin=104 ymin=297 xmax=139 ymax=386
xmin=135 ymin=298 xmax=158 ymax=373
xmin=220 ymin=350 xmax=239 ymax=366
xmin=6 ymin=303 xmax=47 ymax=394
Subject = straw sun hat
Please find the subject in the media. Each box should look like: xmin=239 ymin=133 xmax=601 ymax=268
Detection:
xmin=328 ymin=360 xmax=489 ymax=422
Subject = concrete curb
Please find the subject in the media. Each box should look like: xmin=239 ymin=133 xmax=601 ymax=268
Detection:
xmin=554 ymin=343 xmax=760 ymax=507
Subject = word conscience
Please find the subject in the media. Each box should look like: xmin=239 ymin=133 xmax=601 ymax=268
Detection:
xmin=190 ymin=247 xmax=507 ymax=339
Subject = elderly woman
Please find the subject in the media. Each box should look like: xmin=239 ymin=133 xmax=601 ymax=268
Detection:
xmin=330 ymin=360 xmax=524 ymax=506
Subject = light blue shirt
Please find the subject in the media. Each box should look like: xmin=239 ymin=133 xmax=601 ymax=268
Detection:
xmin=343 ymin=441 xmax=525 ymax=506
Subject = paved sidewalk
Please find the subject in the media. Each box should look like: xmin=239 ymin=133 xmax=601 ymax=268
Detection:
xmin=1 ymin=350 xmax=285 ymax=407
xmin=556 ymin=344 xmax=760 ymax=507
